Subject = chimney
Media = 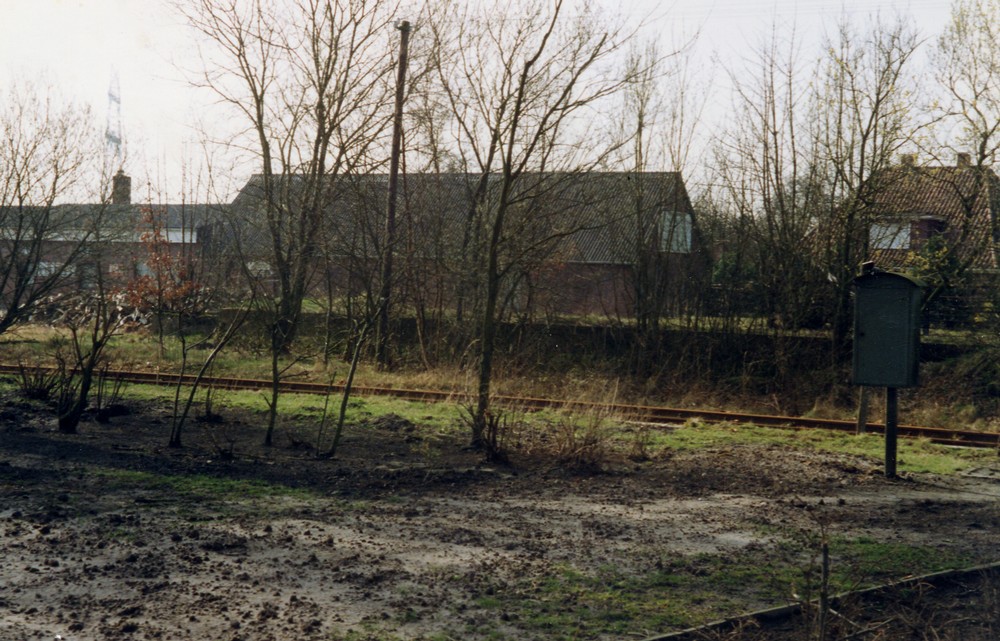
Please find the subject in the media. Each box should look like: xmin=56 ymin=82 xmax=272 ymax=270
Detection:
xmin=957 ymin=152 xmax=972 ymax=167
xmin=899 ymin=153 xmax=916 ymax=167
xmin=112 ymin=169 xmax=131 ymax=205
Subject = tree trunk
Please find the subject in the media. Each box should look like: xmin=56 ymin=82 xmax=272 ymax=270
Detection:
xmin=58 ymin=368 xmax=93 ymax=434
xmin=264 ymin=346 xmax=281 ymax=447
xmin=472 ymin=276 xmax=499 ymax=448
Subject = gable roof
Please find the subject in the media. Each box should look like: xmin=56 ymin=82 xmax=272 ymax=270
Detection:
xmin=558 ymin=172 xmax=693 ymax=263
xmin=228 ymin=171 xmax=697 ymax=265
xmin=869 ymin=162 xmax=1000 ymax=270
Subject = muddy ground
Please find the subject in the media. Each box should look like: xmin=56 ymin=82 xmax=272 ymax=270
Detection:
xmin=1 ymin=393 xmax=999 ymax=641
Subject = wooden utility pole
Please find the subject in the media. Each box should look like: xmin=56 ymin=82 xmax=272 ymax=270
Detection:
xmin=376 ymin=20 xmax=411 ymax=368
xmin=884 ymin=387 xmax=899 ymax=478
xmin=855 ymin=387 xmax=870 ymax=434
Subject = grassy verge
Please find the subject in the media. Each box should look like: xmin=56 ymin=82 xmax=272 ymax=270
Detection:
xmin=832 ymin=536 xmax=976 ymax=583
xmin=118 ymin=382 xmax=463 ymax=432
xmin=4 ymin=322 xmax=1000 ymax=432
xmin=1 ymin=363 xmax=992 ymax=476
xmin=454 ymin=537 xmax=978 ymax=640
xmin=89 ymin=467 xmax=314 ymax=501
xmin=658 ymin=422 xmax=995 ymax=475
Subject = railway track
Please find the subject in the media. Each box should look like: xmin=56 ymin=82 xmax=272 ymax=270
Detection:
xmin=2 ymin=364 xmax=998 ymax=449
xmin=644 ymin=561 xmax=1000 ymax=641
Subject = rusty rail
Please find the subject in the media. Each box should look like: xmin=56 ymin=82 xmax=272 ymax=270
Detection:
xmin=1 ymin=364 xmax=997 ymax=448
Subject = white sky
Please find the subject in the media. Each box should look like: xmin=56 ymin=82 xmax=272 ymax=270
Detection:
xmin=0 ymin=0 xmax=954 ymax=201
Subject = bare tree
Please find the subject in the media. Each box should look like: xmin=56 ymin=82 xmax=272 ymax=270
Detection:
xmin=813 ymin=15 xmax=919 ymax=356
xmin=922 ymin=0 xmax=1000 ymax=319
xmin=713 ymin=28 xmax=826 ymax=336
xmin=182 ymin=0 xmax=400 ymax=445
xmin=0 ymin=80 xmax=105 ymax=336
xmin=168 ymin=296 xmax=251 ymax=448
xmin=428 ymin=0 xmax=634 ymax=450
xmin=621 ymin=41 xmax=665 ymax=340
xmin=934 ymin=0 xmax=1000 ymax=177
xmin=713 ymin=14 xmax=917 ymax=361
xmin=132 ymin=153 xmax=245 ymax=448
xmin=55 ymin=221 xmax=136 ymax=434
xmin=614 ymin=37 xmax=709 ymax=375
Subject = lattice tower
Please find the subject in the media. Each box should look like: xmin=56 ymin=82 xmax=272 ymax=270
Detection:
xmin=105 ymin=72 xmax=123 ymax=171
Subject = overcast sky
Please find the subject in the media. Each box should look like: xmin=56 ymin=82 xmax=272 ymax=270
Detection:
xmin=0 ymin=0 xmax=954 ymax=200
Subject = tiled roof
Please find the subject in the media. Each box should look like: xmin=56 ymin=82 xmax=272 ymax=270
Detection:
xmin=869 ymin=164 xmax=1000 ymax=270
xmin=228 ymin=171 xmax=695 ymax=265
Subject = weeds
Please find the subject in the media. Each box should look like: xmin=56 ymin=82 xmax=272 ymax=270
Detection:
xmin=92 ymin=364 xmax=129 ymax=422
xmin=792 ymin=522 xmax=835 ymax=641
xmin=626 ymin=422 xmax=656 ymax=461
xmin=504 ymin=385 xmax=626 ymax=471
xmin=460 ymin=405 xmax=512 ymax=464
xmin=547 ymin=413 xmax=612 ymax=471
xmin=312 ymin=372 xmax=338 ymax=453
xmin=14 ymin=361 xmax=60 ymax=401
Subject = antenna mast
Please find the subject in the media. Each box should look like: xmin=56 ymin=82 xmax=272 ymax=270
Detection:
xmin=105 ymin=72 xmax=123 ymax=171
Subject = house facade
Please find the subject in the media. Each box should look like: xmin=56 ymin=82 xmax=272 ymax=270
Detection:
xmin=1 ymin=170 xmax=221 ymax=301
xmin=227 ymin=171 xmax=709 ymax=321
xmin=866 ymin=154 xmax=1000 ymax=326
xmin=868 ymin=154 xmax=1000 ymax=272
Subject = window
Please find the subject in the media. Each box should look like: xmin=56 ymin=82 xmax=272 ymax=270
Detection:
xmin=870 ymin=221 xmax=909 ymax=250
xmin=871 ymin=216 xmax=947 ymax=251
xmin=912 ymin=217 xmax=947 ymax=249
xmin=165 ymin=229 xmax=192 ymax=243
xmin=34 ymin=261 xmax=61 ymax=280
xmin=661 ymin=210 xmax=692 ymax=253
xmin=246 ymin=261 xmax=272 ymax=277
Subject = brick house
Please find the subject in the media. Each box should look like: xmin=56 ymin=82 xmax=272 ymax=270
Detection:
xmin=2 ymin=170 xmax=221 ymax=297
xmin=868 ymin=154 xmax=1000 ymax=270
xmin=227 ymin=171 xmax=709 ymax=320
xmin=867 ymin=154 xmax=1000 ymax=324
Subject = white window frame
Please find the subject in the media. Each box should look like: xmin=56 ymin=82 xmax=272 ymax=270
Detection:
xmin=661 ymin=209 xmax=692 ymax=253
xmin=870 ymin=220 xmax=909 ymax=250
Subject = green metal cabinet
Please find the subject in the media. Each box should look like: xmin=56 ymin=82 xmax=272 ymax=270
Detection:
xmin=852 ymin=270 xmax=924 ymax=388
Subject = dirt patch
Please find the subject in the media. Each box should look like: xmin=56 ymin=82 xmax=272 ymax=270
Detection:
xmin=1 ymin=394 xmax=999 ymax=640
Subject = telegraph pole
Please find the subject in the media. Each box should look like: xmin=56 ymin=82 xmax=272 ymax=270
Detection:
xmin=376 ymin=20 xmax=411 ymax=368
